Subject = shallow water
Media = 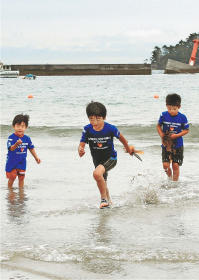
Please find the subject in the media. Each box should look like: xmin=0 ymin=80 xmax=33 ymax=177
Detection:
xmin=1 ymin=74 xmax=199 ymax=279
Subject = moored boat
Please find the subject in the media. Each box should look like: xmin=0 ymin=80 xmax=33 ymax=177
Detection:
xmin=0 ymin=62 xmax=19 ymax=78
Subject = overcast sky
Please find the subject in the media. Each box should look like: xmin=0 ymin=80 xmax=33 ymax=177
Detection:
xmin=1 ymin=0 xmax=199 ymax=64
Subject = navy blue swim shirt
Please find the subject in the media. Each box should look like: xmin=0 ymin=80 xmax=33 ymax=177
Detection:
xmin=158 ymin=111 xmax=189 ymax=149
xmin=80 ymin=122 xmax=120 ymax=162
xmin=6 ymin=133 xmax=34 ymax=172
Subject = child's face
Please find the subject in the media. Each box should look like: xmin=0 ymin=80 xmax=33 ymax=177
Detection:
xmin=13 ymin=122 xmax=27 ymax=136
xmin=166 ymin=105 xmax=180 ymax=116
xmin=88 ymin=115 xmax=104 ymax=129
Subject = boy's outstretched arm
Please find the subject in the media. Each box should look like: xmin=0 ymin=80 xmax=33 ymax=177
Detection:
xmin=29 ymin=148 xmax=41 ymax=163
xmin=119 ymin=133 xmax=134 ymax=155
xmin=78 ymin=142 xmax=86 ymax=157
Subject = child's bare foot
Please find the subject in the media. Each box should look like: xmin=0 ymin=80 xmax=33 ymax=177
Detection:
xmin=100 ymin=199 xmax=109 ymax=209
xmin=108 ymin=199 xmax=112 ymax=205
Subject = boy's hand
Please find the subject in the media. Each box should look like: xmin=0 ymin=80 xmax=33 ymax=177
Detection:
xmin=128 ymin=145 xmax=135 ymax=155
xmin=124 ymin=145 xmax=144 ymax=155
xmin=160 ymin=132 xmax=165 ymax=139
xmin=35 ymin=157 xmax=41 ymax=164
xmin=16 ymin=139 xmax=23 ymax=146
xmin=128 ymin=145 xmax=144 ymax=161
xmin=10 ymin=139 xmax=23 ymax=151
xmin=78 ymin=146 xmax=85 ymax=157
xmin=169 ymin=133 xmax=178 ymax=140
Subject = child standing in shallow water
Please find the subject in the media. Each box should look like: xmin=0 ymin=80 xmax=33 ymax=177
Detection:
xmin=5 ymin=114 xmax=41 ymax=188
xmin=78 ymin=101 xmax=142 ymax=208
xmin=157 ymin=94 xmax=189 ymax=181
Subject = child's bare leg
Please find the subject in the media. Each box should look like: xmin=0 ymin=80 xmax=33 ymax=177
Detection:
xmin=8 ymin=187 xmax=16 ymax=202
xmin=8 ymin=179 xmax=15 ymax=188
xmin=19 ymin=186 xmax=25 ymax=203
xmin=7 ymin=170 xmax=17 ymax=188
xmin=18 ymin=176 xmax=25 ymax=188
xmin=105 ymin=182 xmax=112 ymax=204
xmin=172 ymin=162 xmax=179 ymax=181
xmin=93 ymin=165 xmax=107 ymax=199
xmin=163 ymin=162 xmax=172 ymax=178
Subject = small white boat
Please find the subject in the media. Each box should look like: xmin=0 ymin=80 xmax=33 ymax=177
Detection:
xmin=0 ymin=62 xmax=19 ymax=78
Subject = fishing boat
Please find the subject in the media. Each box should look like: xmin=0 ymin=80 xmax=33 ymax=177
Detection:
xmin=0 ymin=62 xmax=19 ymax=78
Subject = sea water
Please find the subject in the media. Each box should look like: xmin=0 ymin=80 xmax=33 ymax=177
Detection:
xmin=0 ymin=73 xmax=199 ymax=279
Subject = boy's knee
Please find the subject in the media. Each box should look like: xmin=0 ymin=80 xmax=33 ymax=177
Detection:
xmin=17 ymin=170 xmax=25 ymax=180
xmin=18 ymin=175 xmax=25 ymax=182
xmin=6 ymin=170 xmax=17 ymax=180
xmin=93 ymin=170 xmax=103 ymax=181
xmin=172 ymin=162 xmax=179 ymax=171
xmin=163 ymin=162 xmax=170 ymax=170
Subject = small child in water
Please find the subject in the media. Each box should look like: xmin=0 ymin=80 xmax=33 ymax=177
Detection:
xmin=5 ymin=114 xmax=41 ymax=188
xmin=157 ymin=94 xmax=189 ymax=181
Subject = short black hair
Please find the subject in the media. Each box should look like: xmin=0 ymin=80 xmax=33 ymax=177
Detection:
xmin=86 ymin=102 xmax=107 ymax=118
xmin=12 ymin=114 xmax=29 ymax=127
xmin=166 ymin=94 xmax=181 ymax=107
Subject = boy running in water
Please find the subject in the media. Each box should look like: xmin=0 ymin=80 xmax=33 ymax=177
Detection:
xmin=78 ymin=101 xmax=141 ymax=208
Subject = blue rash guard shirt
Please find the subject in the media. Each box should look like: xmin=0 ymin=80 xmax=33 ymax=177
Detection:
xmin=158 ymin=111 xmax=189 ymax=149
xmin=5 ymin=133 xmax=34 ymax=172
xmin=80 ymin=122 xmax=120 ymax=163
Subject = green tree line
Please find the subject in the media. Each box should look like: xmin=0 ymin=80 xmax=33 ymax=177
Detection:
xmin=151 ymin=32 xmax=199 ymax=69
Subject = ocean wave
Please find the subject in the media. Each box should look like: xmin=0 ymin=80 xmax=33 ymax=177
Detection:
xmin=1 ymin=123 xmax=198 ymax=140
xmin=2 ymin=246 xmax=199 ymax=264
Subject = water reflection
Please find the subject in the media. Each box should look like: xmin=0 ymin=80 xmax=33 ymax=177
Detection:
xmin=94 ymin=211 xmax=114 ymax=245
xmin=83 ymin=210 xmax=122 ymax=275
xmin=7 ymin=186 xmax=28 ymax=223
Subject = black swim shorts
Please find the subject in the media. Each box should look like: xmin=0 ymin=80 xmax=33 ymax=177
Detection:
xmin=162 ymin=146 xmax=184 ymax=166
xmin=93 ymin=157 xmax=117 ymax=181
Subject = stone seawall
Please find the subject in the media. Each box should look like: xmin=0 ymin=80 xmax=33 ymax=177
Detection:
xmin=10 ymin=64 xmax=151 ymax=76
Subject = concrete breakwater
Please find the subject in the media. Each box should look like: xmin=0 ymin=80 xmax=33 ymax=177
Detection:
xmin=165 ymin=59 xmax=199 ymax=74
xmin=10 ymin=63 xmax=151 ymax=76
